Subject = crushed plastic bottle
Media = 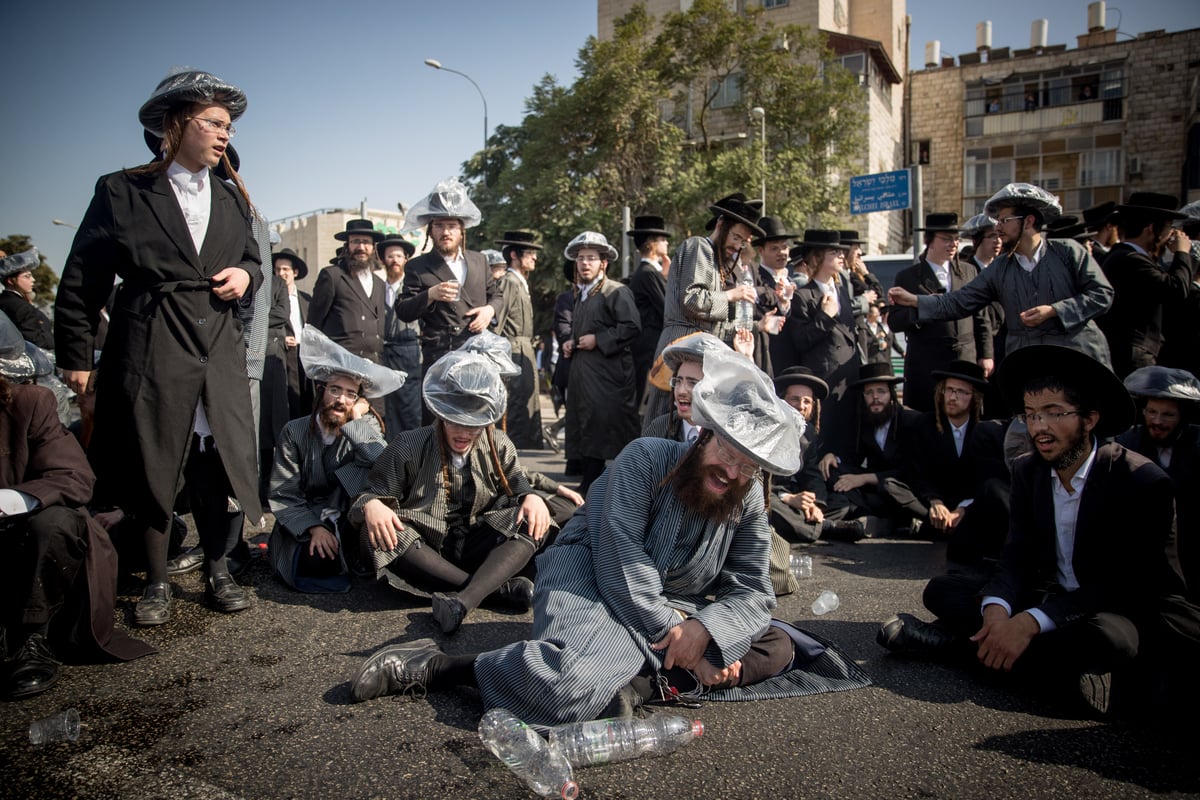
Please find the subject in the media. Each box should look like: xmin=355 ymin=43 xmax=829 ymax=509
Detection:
xmin=549 ymin=714 xmax=704 ymax=768
xmin=478 ymin=708 xmax=579 ymax=800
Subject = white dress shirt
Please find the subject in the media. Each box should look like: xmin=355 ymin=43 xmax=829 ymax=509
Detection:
xmin=444 ymin=251 xmax=467 ymax=285
xmin=1013 ymin=238 xmax=1047 ymax=273
xmin=927 ymin=258 xmax=950 ymax=291
xmin=166 ymin=161 xmax=211 ymax=254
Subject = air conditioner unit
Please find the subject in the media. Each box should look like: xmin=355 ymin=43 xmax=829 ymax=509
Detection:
xmin=1128 ymin=155 xmax=1142 ymax=176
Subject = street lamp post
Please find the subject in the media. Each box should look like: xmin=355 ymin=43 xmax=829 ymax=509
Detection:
xmin=51 ymin=219 xmax=78 ymax=230
xmin=424 ymin=58 xmax=489 ymax=152
xmin=750 ymin=107 xmax=766 ymax=214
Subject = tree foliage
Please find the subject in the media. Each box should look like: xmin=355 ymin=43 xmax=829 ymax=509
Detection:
xmin=461 ymin=0 xmax=867 ymax=334
xmin=0 ymin=234 xmax=59 ymax=306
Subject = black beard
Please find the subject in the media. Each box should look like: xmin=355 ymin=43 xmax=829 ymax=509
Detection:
xmin=670 ymin=447 xmax=754 ymax=523
xmin=864 ymin=402 xmax=895 ymax=429
xmin=318 ymin=402 xmax=348 ymax=434
xmin=1050 ymin=428 xmax=1090 ymax=471
xmin=346 ymin=253 xmax=374 ymax=274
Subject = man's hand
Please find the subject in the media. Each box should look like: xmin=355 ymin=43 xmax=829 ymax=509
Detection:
xmin=431 ymin=280 xmax=460 ymax=303
xmin=859 ymin=289 xmax=878 ymax=306
xmin=517 ymin=494 xmax=552 ymax=542
xmin=349 ymin=396 xmax=370 ymax=420
xmin=820 ymin=292 xmax=837 ymax=318
xmin=211 ymin=267 xmax=251 ymax=301
xmin=804 ymin=503 xmax=825 ymax=524
xmin=93 ymin=508 xmax=125 ymax=530
xmin=733 ymin=328 xmax=755 ymax=358
xmin=928 ymin=501 xmax=953 ymax=531
xmin=64 ymin=369 xmax=92 ymax=396
xmin=651 ymin=618 xmax=711 ymax=671
xmin=833 ymin=472 xmax=876 ymax=493
xmin=724 ymin=285 xmax=755 ymax=304
xmin=575 ymin=333 xmax=597 ymax=351
xmin=1018 ymin=305 xmax=1056 ymax=327
xmin=556 ymin=485 xmax=585 ymax=507
xmin=971 ymin=605 xmax=1039 ymax=671
xmin=818 ymin=452 xmax=839 ymax=481
xmin=285 ymin=335 xmax=298 ymax=348
xmin=465 ymin=304 xmax=495 ymax=333
xmin=1166 ymin=229 xmax=1192 ymax=254
xmin=561 ymin=339 xmax=574 ymax=358
xmin=887 ymin=286 xmax=918 ymax=308
xmin=307 ymin=526 xmax=340 ymax=559
xmin=694 ymin=658 xmax=742 ymax=688
xmin=362 ymin=498 xmax=405 ymax=553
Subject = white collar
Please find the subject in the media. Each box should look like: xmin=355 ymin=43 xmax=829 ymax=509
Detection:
xmin=167 ymin=160 xmax=207 ymax=190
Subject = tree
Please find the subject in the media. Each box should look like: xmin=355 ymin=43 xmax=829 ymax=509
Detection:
xmin=0 ymin=234 xmax=59 ymax=307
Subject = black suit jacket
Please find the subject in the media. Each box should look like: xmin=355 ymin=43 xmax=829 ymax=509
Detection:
xmin=898 ymin=412 xmax=1007 ymax=508
xmin=1097 ymin=244 xmax=1193 ymax=377
xmin=0 ymin=290 xmax=53 ymax=350
xmin=396 ymin=249 xmax=502 ymax=362
xmin=307 ymin=261 xmax=385 ymax=362
xmin=628 ymin=259 xmax=666 ymax=391
xmin=984 ymin=442 xmax=1186 ymax=629
xmin=839 ymin=405 xmax=921 ymax=483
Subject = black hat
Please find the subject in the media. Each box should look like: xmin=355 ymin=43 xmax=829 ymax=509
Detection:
xmin=495 ymin=230 xmax=543 ymax=251
xmin=707 ymin=193 xmax=765 ymax=237
xmin=142 ymin=128 xmax=240 ymax=180
xmin=329 ymin=246 xmax=344 ymax=266
xmin=787 ymin=243 xmax=808 ymax=265
xmin=271 ymin=248 xmax=308 ymax=280
xmin=773 ymin=366 xmax=830 ymax=400
xmin=1116 ymin=192 xmax=1188 ymax=221
xmin=915 ymin=212 xmax=963 ymax=233
xmin=838 ymin=230 xmax=867 ymax=245
xmin=377 ymin=236 xmax=415 ymax=259
xmin=850 ymin=362 xmax=903 ymax=387
xmin=931 ymin=359 xmax=987 ymax=389
xmin=997 ymin=345 xmax=1134 ymax=438
xmin=798 ymin=229 xmax=850 ymax=251
xmin=334 ymin=219 xmax=384 ymax=242
xmin=562 ymin=258 xmax=576 ymax=285
xmin=752 ymin=216 xmax=797 ymax=246
xmin=628 ymin=215 xmax=670 ymax=238
xmin=1082 ymin=201 xmax=1118 ymax=231
xmin=1046 ymin=215 xmax=1088 ymax=239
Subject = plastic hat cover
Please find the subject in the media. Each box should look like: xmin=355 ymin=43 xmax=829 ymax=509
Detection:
xmin=299 ymin=325 xmax=406 ymax=399
xmin=662 ymin=332 xmax=729 ymax=372
xmin=984 ymin=182 xmax=1063 ymax=220
xmin=0 ymin=248 xmax=39 ymax=279
xmin=563 ymin=231 xmax=618 ymax=262
xmin=422 ymin=350 xmax=506 ymax=427
xmin=1123 ymin=366 xmax=1200 ymax=403
xmin=138 ymin=68 xmax=247 ymax=136
xmin=403 ymin=177 xmax=482 ymax=230
xmin=0 ymin=314 xmax=34 ymax=380
xmin=961 ymin=213 xmax=998 ymax=237
xmin=457 ymin=331 xmax=521 ymax=377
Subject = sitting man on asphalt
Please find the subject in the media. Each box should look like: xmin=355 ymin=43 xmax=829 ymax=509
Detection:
xmin=349 ymin=349 xmax=872 ymax=725
xmin=642 ymin=332 xmax=728 ymax=443
xmin=877 ymin=345 xmax=1196 ymax=717
xmin=266 ymin=325 xmax=400 ymax=593
xmin=351 ymin=346 xmax=552 ymax=635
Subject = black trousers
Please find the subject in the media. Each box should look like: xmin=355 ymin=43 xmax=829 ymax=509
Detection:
xmin=182 ymin=436 xmax=244 ymax=569
xmin=1 ymin=505 xmax=89 ymax=630
xmin=770 ymin=500 xmax=851 ymax=544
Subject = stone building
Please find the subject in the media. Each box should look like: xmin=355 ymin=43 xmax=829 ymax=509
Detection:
xmin=597 ymin=0 xmax=911 ymax=254
xmin=910 ymin=18 xmax=1200 ymax=221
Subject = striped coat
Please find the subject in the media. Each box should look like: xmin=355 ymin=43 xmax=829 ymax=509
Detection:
xmin=349 ymin=425 xmax=537 ymax=593
xmin=267 ymin=415 xmax=385 ymax=589
xmin=474 ymin=437 xmax=776 ymax=725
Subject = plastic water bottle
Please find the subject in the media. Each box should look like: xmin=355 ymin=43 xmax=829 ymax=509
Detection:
xmin=735 ymin=264 xmax=756 ymax=331
xmin=478 ymin=708 xmax=579 ymax=800
xmin=548 ymin=714 xmax=704 ymax=768
xmin=789 ymin=554 xmax=812 ymax=580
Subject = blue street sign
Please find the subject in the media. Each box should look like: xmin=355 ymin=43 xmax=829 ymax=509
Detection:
xmin=849 ymin=169 xmax=911 ymax=215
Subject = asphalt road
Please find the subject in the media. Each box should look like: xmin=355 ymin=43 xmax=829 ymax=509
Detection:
xmin=3 ymin=440 xmax=1198 ymax=800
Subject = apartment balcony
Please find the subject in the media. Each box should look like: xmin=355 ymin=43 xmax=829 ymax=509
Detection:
xmin=966 ymin=99 xmax=1122 ymax=137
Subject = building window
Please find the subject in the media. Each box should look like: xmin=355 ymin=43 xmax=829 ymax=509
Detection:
xmin=964 ymin=63 xmax=1124 ymax=120
xmin=710 ymin=73 xmax=743 ymax=109
xmin=763 ymin=0 xmax=788 ymax=7
xmin=964 ymin=158 xmax=1013 ymax=197
xmin=1079 ymin=149 xmax=1122 ymax=187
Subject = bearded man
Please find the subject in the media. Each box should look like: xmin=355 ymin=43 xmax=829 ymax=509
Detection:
xmin=308 ymin=219 xmax=386 ymax=366
xmin=350 ymin=350 xmax=871 ymax=726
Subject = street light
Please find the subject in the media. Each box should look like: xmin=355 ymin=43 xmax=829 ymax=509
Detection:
xmin=424 ymin=58 xmax=489 ymax=152
xmin=51 ymin=219 xmax=77 ymax=230
xmin=750 ymin=107 xmax=766 ymax=214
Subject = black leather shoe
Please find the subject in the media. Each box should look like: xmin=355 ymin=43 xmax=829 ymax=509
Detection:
xmin=134 ymin=582 xmax=172 ymax=626
xmin=351 ymin=638 xmax=441 ymax=702
xmin=821 ymin=519 xmax=867 ymax=542
xmin=431 ymin=593 xmax=467 ymax=634
xmin=166 ymin=545 xmax=205 ymax=576
xmin=4 ymin=634 xmax=60 ymax=699
xmin=205 ymin=574 xmax=250 ymax=613
xmin=876 ymin=612 xmax=959 ymax=657
xmin=495 ymin=577 xmax=535 ymax=611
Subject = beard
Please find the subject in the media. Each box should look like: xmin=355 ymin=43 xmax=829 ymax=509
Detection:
xmin=669 ymin=447 xmax=754 ymax=523
xmin=346 ymin=251 xmax=377 ymax=275
xmin=318 ymin=400 xmax=350 ymax=434
xmin=1049 ymin=424 xmax=1091 ymax=471
xmin=863 ymin=400 xmax=895 ymax=429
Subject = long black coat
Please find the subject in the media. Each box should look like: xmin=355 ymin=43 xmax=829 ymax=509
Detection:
xmin=788 ymin=278 xmax=863 ymax=452
xmin=54 ymin=167 xmax=263 ymax=530
xmin=628 ymin=259 xmax=666 ymax=401
xmin=396 ymin=249 xmax=503 ymax=372
xmin=890 ymin=258 xmax=991 ymax=411
xmin=1096 ymin=244 xmax=1193 ymax=378
xmin=308 ymin=260 xmax=386 ymax=363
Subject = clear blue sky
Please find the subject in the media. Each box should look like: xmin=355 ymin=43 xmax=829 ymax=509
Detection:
xmin=3 ymin=0 xmax=1195 ymax=273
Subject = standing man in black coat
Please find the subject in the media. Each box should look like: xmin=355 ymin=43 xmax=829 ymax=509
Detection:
xmin=273 ymin=249 xmax=313 ymax=418
xmin=889 ymin=213 xmax=993 ymax=412
xmin=395 ymin=179 xmax=503 ymax=423
xmin=0 ymin=250 xmax=53 ymax=350
xmin=753 ymin=216 xmax=797 ymax=375
xmin=377 ymin=236 xmax=422 ymax=439
xmin=308 ymin=219 xmax=386 ymax=366
xmin=54 ymin=69 xmax=263 ymax=625
xmin=626 ymin=215 xmax=671 ymax=406
xmin=1095 ymin=192 xmax=1193 ymax=379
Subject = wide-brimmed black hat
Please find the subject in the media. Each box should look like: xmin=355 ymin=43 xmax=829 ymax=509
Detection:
xmin=838 ymin=230 xmax=867 ymax=246
xmin=798 ymin=230 xmax=850 ymax=251
xmin=915 ymin=212 xmax=963 ymax=233
xmin=707 ymin=193 xmax=765 ymax=237
xmin=142 ymin=128 xmax=240 ymax=180
xmin=773 ymin=366 xmax=830 ymax=401
xmin=997 ymin=345 xmax=1134 ymax=438
xmin=931 ymin=359 xmax=987 ymax=389
xmin=495 ymin=230 xmax=543 ymax=251
xmin=850 ymin=362 xmax=903 ymax=387
xmin=1116 ymin=192 xmax=1187 ymax=221
xmin=1082 ymin=201 xmax=1118 ymax=231
xmin=271 ymin=248 xmax=308 ymax=280
xmin=334 ymin=219 xmax=384 ymax=242
xmin=377 ymin=236 xmax=415 ymax=259
xmin=138 ymin=69 xmax=247 ymax=137
xmin=752 ymin=216 xmax=796 ymax=246
xmin=628 ymin=215 xmax=670 ymax=238
xmin=1046 ymin=215 xmax=1088 ymax=239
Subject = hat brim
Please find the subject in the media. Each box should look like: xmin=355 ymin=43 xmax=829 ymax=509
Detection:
xmin=997 ymin=345 xmax=1133 ymax=437
xmin=930 ymin=369 xmax=987 ymax=389
xmin=495 ymin=239 xmax=544 ymax=250
xmin=707 ymin=205 xmax=765 ymax=238
xmin=849 ymin=373 xmax=903 ymax=388
xmin=272 ymin=251 xmax=308 ymax=280
xmin=565 ymin=243 xmax=618 ymax=262
xmin=1113 ymin=204 xmax=1188 ymax=221
xmin=628 ymin=228 xmax=670 ymax=238
xmin=774 ymin=373 xmax=830 ymax=400
xmin=334 ymin=230 xmax=385 ymax=242
xmin=378 ymin=240 xmax=416 ymax=258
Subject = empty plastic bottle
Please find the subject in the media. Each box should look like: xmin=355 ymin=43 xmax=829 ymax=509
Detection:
xmin=478 ymin=708 xmax=579 ymax=800
xmin=549 ymin=714 xmax=704 ymax=768
xmin=734 ymin=263 xmax=756 ymax=331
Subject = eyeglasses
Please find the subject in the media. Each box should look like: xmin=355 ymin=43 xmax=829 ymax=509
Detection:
xmin=670 ymin=376 xmax=699 ymax=389
xmin=943 ymin=386 xmax=974 ymax=398
xmin=996 ymin=215 xmax=1024 ymax=226
xmin=324 ymin=385 xmax=360 ymax=402
xmin=576 ymin=254 xmax=602 ymax=263
xmin=1017 ymin=410 xmax=1080 ymax=425
xmin=188 ymin=117 xmax=236 ymax=137
xmin=712 ymin=436 xmax=761 ymax=479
